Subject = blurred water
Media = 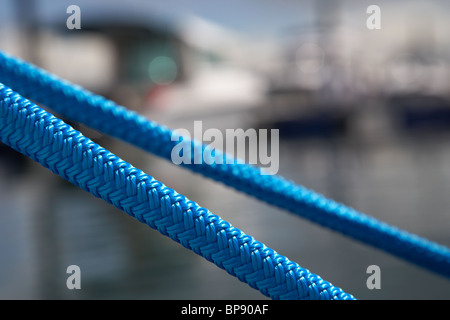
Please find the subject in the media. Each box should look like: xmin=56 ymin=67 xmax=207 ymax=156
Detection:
xmin=1 ymin=117 xmax=450 ymax=300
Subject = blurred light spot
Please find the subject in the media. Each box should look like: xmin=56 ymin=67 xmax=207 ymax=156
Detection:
xmin=389 ymin=53 xmax=428 ymax=91
xmin=148 ymin=56 xmax=177 ymax=85
xmin=296 ymin=43 xmax=324 ymax=74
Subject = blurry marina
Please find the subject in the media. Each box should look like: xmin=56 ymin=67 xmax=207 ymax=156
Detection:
xmin=0 ymin=0 xmax=450 ymax=299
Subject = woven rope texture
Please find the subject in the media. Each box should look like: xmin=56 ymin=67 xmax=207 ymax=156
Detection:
xmin=0 ymin=83 xmax=356 ymax=300
xmin=0 ymin=51 xmax=448 ymax=278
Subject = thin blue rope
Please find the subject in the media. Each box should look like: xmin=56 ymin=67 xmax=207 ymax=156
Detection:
xmin=0 ymin=82 xmax=355 ymax=300
xmin=0 ymin=51 xmax=449 ymax=279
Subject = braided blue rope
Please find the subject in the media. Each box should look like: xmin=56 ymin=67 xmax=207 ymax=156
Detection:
xmin=0 ymin=83 xmax=356 ymax=300
xmin=0 ymin=51 xmax=449 ymax=279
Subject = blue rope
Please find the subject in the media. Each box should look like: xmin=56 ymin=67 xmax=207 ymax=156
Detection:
xmin=0 ymin=83 xmax=355 ymax=300
xmin=0 ymin=51 xmax=449 ymax=279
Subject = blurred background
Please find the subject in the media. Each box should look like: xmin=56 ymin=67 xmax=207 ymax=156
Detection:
xmin=1 ymin=0 xmax=450 ymax=299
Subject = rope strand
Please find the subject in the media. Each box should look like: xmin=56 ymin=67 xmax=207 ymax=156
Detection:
xmin=0 ymin=50 xmax=449 ymax=279
xmin=0 ymin=83 xmax=355 ymax=300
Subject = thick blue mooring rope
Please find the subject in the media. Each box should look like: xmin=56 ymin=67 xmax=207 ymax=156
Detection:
xmin=0 ymin=51 xmax=449 ymax=279
xmin=0 ymin=83 xmax=355 ymax=300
